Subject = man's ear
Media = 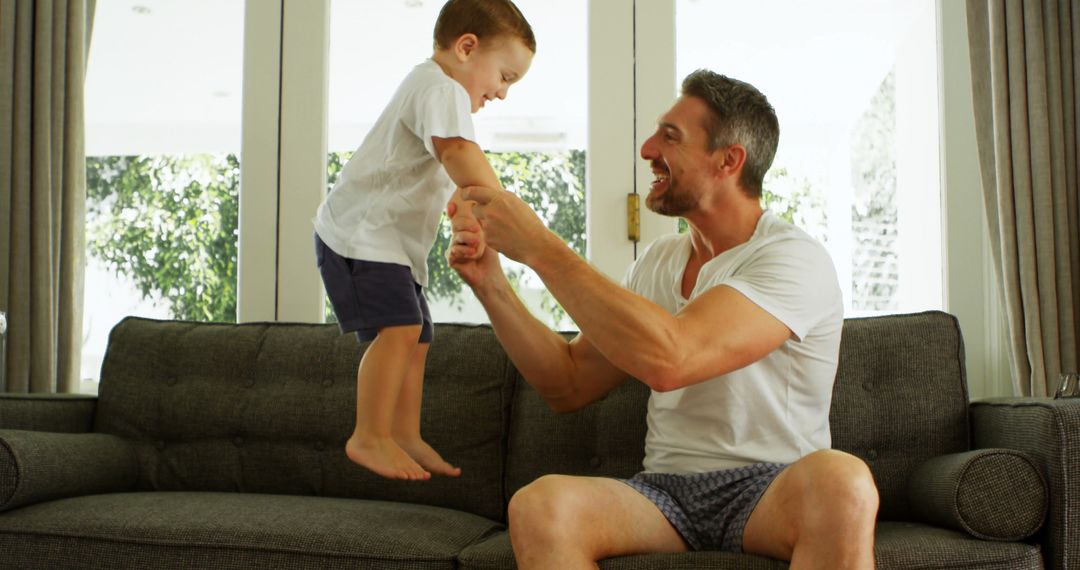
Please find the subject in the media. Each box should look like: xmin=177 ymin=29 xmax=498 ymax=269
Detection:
xmin=714 ymin=144 xmax=747 ymax=179
xmin=454 ymin=33 xmax=480 ymax=61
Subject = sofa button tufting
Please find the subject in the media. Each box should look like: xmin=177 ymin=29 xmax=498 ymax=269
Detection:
xmin=322 ymin=379 xmax=333 ymax=388
xmin=233 ymin=437 xmax=244 ymax=447
xmin=166 ymin=376 xmax=178 ymax=387
xmin=589 ymin=456 xmax=601 ymax=468
xmin=244 ymin=378 xmax=255 ymax=388
xmin=314 ymin=441 xmax=325 ymax=451
xmin=155 ymin=440 xmax=166 ymax=450
xmin=866 ymin=449 xmax=878 ymax=460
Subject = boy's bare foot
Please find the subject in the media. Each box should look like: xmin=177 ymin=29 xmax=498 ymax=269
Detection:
xmin=345 ymin=435 xmax=430 ymax=480
xmin=397 ymin=437 xmax=462 ymax=477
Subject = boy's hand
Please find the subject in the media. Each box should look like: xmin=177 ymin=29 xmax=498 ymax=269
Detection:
xmin=447 ymin=199 xmax=485 ymax=260
xmin=447 ymin=200 xmax=501 ymax=291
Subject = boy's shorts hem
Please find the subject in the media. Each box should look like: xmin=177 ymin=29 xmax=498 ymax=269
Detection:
xmin=342 ymin=316 xmax=432 ymax=343
xmin=618 ymin=462 xmax=787 ymax=553
xmin=315 ymin=233 xmax=434 ymax=344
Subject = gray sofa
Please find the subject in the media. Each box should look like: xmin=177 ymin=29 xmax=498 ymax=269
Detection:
xmin=0 ymin=311 xmax=1072 ymax=569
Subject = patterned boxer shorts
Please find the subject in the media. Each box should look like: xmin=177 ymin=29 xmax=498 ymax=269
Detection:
xmin=618 ymin=462 xmax=787 ymax=552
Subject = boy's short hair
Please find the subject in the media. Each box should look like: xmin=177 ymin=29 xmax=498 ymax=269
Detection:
xmin=434 ymin=0 xmax=536 ymax=53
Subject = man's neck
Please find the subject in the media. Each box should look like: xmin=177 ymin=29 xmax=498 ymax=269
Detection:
xmin=684 ymin=199 xmax=764 ymax=265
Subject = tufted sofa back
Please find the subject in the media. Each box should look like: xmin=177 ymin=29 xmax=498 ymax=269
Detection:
xmin=95 ymin=319 xmax=516 ymax=522
xmin=502 ymin=311 xmax=971 ymax=519
xmin=95 ymin=311 xmax=969 ymax=523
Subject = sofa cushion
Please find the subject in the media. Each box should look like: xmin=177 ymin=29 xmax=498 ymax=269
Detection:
xmin=830 ymin=311 xmax=970 ymax=520
xmin=456 ymin=523 xmax=1043 ymax=570
xmin=907 ymin=449 xmax=1048 ymax=541
xmin=503 ymin=368 xmax=651 ymax=499
xmin=872 ymin=522 xmax=1043 ymax=569
xmin=94 ymin=319 xmax=515 ymax=522
xmin=0 ymin=492 xmax=503 ymax=570
xmin=0 ymin=430 xmax=137 ymax=512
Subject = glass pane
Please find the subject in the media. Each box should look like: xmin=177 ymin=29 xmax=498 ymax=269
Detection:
xmin=83 ymin=0 xmax=244 ymax=389
xmin=676 ymin=0 xmax=942 ymax=316
xmin=327 ymin=0 xmax=587 ymax=330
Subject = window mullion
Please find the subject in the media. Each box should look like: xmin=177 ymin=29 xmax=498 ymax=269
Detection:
xmin=587 ymin=0 xmax=637 ymax=278
xmin=276 ymin=0 xmax=330 ymax=323
xmin=238 ymin=0 xmax=283 ymax=323
xmin=633 ymin=0 xmax=679 ymax=251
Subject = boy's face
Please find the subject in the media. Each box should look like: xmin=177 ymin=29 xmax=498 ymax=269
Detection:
xmin=454 ymin=36 xmax=533 ymax=113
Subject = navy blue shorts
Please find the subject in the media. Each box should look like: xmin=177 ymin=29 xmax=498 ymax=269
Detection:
xmin=619 ymin=463 xmax=787 ymax=552
xmin=314 ymin=233 xmax=433 ymax=343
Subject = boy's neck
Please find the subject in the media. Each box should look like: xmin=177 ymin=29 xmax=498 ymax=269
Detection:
xmin=431 ymin=50 xmax=457 ymax=79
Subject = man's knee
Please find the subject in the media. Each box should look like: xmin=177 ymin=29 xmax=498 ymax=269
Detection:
xmin=800 ymin=449 xmax=879 ymax=525
xmin=508 ymin=475 xmax=600 ymax=547
xmin=509 ymin=475 xmax=574 ymax=537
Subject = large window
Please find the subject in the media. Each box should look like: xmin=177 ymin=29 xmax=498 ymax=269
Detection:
xmin=82 ymin=0 xmax=244 ymax=387
xmin=326 ymin=0 xmax=587 ymax=328
xmin=676 ymin=0 xmax=942 ymax=316
xmin=79 ymin=1 xmax=1002 ymax=397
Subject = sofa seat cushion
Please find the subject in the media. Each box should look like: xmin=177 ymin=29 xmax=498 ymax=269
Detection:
xmin=456 ymin=522 xmax=1043 ymax=570
xmin=0 ymin=492 xmax=502 ymax=570
xmin=873 ymin=522 xmax=1042 ymax=569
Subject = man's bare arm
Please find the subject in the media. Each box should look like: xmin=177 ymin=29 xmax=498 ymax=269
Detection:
xmin=448 ymin=230 xmax=629 ymax=412
xmin=461 ymin=185 xmax=792 ymax=392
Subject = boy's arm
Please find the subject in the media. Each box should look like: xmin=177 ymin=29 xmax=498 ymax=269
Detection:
xmin=431 ymin=136 xmax=504 ymax=192
xmin=432 ymin=136 xmax=503 ymax=258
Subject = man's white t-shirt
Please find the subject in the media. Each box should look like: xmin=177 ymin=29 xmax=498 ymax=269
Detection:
xmin=623 ymin=212 xmax=844 ymax=474
xmin=313 ymin=59 xmax=475 ymax=287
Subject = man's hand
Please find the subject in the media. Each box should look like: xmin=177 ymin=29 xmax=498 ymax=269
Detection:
xmin=459 ymin=185 xmax=553 ymax=265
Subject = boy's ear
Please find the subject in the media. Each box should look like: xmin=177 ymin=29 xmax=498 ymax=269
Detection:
xmin=455 ymin=33 xmax=480 ymax=61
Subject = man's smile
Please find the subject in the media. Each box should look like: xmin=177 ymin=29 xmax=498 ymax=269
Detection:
xmin=650 ymin=162 xmax=670 ymax=193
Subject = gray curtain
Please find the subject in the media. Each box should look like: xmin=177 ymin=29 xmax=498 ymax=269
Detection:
xmin=0 ymin=0 xmax=95 ymax=393
xmin=967 ymin=0 xmax=1080 ymax=396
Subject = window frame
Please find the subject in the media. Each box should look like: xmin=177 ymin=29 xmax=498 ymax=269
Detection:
xmin=236 ymin=0 xmax=1011 ymax=398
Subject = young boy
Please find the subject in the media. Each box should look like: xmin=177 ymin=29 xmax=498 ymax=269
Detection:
xmin=313 ymin=0 xmax=534 ymax=480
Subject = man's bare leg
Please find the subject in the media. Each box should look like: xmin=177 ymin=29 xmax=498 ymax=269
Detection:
xmin=345 ymin=325 xmax=430 ymax=480
xmin=742 ymin=449 xmax=879 ymax=569
xmin=392 ymin=341 xmax=462 ymax=477
xmin=508 ymin=475 xmax=688 ymax=569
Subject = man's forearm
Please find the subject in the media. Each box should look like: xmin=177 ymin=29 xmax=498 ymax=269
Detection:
xmin=525 ymin=236 xmax=682 ymax=389
xmin=472 ymin=274 xmax=580 ymax=399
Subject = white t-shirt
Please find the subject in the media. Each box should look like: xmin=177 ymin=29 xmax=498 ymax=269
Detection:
xmin=313 ymin=59 xmax=475 ymax=287
xmin=623 ymin=212 xmax=844 ymax=474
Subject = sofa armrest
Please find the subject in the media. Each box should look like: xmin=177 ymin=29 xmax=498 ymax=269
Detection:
xmin=906 ymin=448 xmax=1047 ymax=541
xmin=971 ymin=397 xmax=1080 ymax=570
xmin=0 ymin=393 xmax=97 ymax=433
xmin=0 ymin=429 xmax=138 ymax=512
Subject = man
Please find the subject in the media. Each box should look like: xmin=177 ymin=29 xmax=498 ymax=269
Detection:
xmin=447 ymin=70 xmax=878 ymax=569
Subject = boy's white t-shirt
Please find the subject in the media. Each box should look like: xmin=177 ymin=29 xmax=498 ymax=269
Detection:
xmin=622 ymin=212 xmax=844 ymax=474
xmin=313 ymin=59 xmax=475 ymax=287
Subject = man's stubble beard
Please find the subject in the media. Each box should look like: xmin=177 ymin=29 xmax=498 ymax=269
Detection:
xmin=646 ymin=181 xmax=700 ymax=217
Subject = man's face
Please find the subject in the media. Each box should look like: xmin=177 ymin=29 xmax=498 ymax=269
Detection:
xmin=639 ymin=96 xmax=715 ymax=216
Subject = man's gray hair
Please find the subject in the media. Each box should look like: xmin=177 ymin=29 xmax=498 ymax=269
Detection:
xmin=680 ymin=70 xmax=779 ymax=198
